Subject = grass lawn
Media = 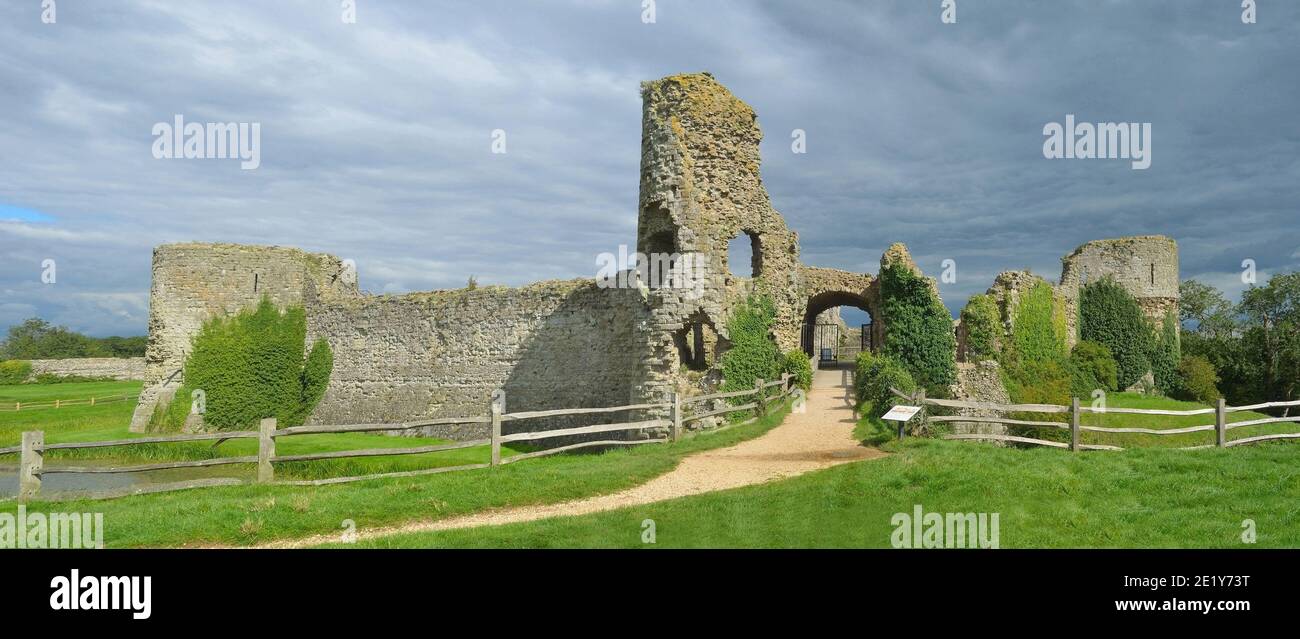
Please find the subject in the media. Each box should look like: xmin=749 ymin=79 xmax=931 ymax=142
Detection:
xmin=0 ymin=381 xmax=507 ymax=478
xmin=341 ymin=437 xmax=1300 ymax=549
xmin=855 ymin=392 xmax=1298 ymax=449
xmin=0 ymin=393 xmax=794 ymax=548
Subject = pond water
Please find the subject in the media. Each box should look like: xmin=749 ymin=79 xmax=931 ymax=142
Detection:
xmin=0 ymin=463 xmax=250 ymax=499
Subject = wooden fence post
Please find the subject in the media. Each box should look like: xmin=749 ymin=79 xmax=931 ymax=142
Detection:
xmin=781 ymin=373 xmax=791 ymax=396
xmin=911 ymin=388 xmax=928 ymax=439
xmin=14 ymin=402 xmax=19 ymax=412
xmin=754 ymin=379 xmax=766 ymax=418
xmin=257 ymin=418 xmax=276 ymax=483
xmin=18 ymin=431 xmax=43 ymax=502
xmin=1070 ymin=397 xmax=1080 ymax=452
xmin=490 ymin=390 xmax=504 ymax=466
xmin=1216 ymin=397 xmax=1227 ymax=447
xmin=670 ymin=392 xmax=681 ymax=442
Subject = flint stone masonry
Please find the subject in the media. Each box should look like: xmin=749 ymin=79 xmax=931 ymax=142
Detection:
xmin=27 ymin=357 xmax=146 ymax=381
xmin=1059 ymin=235 xmax=1179 ymax=346
xmin=948 ymin=361 xmax=1011 ymax=440
xmin=129 ymin=243 xmax=357 ymax=432
xmin=306 ymin=279 xmax=655 ymax=439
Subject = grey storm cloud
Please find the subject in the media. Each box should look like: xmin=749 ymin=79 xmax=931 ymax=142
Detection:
xmin=1 ymin=0 xmax=1297 ymax=335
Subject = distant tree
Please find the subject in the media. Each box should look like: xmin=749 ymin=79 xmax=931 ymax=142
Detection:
xmin=1238 ymin=273 xmax=1300 ymax=403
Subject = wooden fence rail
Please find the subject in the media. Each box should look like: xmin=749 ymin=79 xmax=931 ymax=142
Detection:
xmin=0 ymin=393 xmax=141 ymax=413
xmin=887 ymin=387 xmax=1300 ymax=452
xmin=3 ymin=374 xmax=796 ymax=502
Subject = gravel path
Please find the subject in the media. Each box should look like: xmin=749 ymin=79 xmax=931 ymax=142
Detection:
xmin=260 ymin=365 xmax=883 ymax=548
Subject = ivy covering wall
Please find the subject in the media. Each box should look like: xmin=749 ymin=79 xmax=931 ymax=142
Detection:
xmin=157 ymin=298 xmax=333 ymax=431
xmin=880 ymin=264 xmax=956 ymax=392
xmin=958 ymin=293 xmax=1000 ymax=362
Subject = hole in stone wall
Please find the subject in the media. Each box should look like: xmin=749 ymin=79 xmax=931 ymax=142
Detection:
xmin=727 ymin=231 xmax=762 ymax=278
xmin=643 ymin=230 xmax=677 ymax=288
xmin=673 ymin=314 xmax=718 ymax=372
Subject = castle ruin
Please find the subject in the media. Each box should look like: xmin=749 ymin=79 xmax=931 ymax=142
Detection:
xmin=129 ymin=73 xmax=1178 ymax=438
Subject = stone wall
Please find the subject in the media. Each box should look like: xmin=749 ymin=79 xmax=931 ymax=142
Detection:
xmin=27 ymin=357 xmax=146 ymax=381
xmin=306 ymin=279 xmax=657 ymax=439
xmin=1059 ymin=235 xmax=1179 ymax=346
xmin=947 ymin=361 xmax=1010 ymax=438
xmin=636 ymin=73 xmax=806 ymax=358
xmin=129 ymin=243 xmax=359 ymax=431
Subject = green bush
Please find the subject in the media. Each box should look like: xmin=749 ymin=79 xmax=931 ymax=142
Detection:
xmin=780 ymin=350 xmax=813 ymax=392
xmin=0 ymin=360 xmax=32 ymax=385
xmin=720 ymin=295 xmax=781 ymax=406
xmin=1069 ymin=340 xmax=1118 ymax=395
xmin=959 ymin=293 xmax=1001 ymax=361
xmin=1175 ymin=355 xmax=1221 ymax=403
xmin=1150 ymin=311 xmax=1181 ymax=395
xmin=181 ymin=298 xmax=333 ymax=430
xmin=1002 ymin=357 xmax=1073 ymax=408
xmin=1080 ymin=277 xmax=1154 ymax=390
xmin=854 ymin=351 xmax=917 ymax=420
xmin=880 ymin=263 xmax=956 ymax=391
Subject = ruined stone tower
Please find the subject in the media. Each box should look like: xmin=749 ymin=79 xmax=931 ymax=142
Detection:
xmin=1059 ymin=235 xmax=1180 ymax=345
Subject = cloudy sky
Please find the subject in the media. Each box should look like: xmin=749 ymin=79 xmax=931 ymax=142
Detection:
xmin=1 ymin=0 xmax=1297 ymax=335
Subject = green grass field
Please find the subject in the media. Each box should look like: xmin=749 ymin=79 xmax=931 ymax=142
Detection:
xmin=4 ymin=380 xmax=1298 ymax=549
xmin=340 ymin=438 xmax=1300 ymax=549
xmin=855 ymin=392 xmax=1298 ymax=449
xmin=0 ymin=381 xmax=509 ymax=478
xmin=0 ymin=384 xmax=794 ymax=547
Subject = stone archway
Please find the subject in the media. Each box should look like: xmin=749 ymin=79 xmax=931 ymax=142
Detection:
xmin=796 ymin=266 xmax=882 ymax=362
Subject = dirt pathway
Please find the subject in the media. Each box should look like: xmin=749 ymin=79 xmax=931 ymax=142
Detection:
xmin=259 ymin=365 xmax=883 ymax=548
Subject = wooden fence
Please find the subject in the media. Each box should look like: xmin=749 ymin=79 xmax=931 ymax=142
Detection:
xmin=1 ymin=375 xmax=796 ymax=502
xmin=0 ymin=393 xmax=141 ymax=412
xmin=889 ymin=386 xmax=1300 ymax=451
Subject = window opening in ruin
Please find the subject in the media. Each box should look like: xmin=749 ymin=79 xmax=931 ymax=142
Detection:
xmin=642 ymin=230 xmax=677 ymax=288
xmin=673 ymin=315 xmax=717 ymax=372
xmin=727 ymin=230 xmax=762 ymax=279
xmin=253 ymin=273 xmax=259 ymax=293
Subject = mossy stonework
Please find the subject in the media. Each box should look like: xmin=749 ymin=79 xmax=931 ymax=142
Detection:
xmin=129 ymin=73 xmax=1175 ymax=438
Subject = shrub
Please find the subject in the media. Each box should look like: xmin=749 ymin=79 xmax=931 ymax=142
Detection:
xmin=720 ymin=295 xmax=781 ymax=405
xmin=959 ymin=293 xmax=1000 ymax=361
xmin=1150 ymin=311 xmax=1181 ymax=395
xmin=780 ymin=350 xmax=813 ymax=392
xmin=182 ymin=297 xmax=333 ymax=430
xmin=1069 ymin=340 xmax=1118 ymax=395
xmin=1080 ymin=277 xmax=1154 ymax=390
xmin=0 ymin=360 xmax=32 ymax=385
xmin=854 ymin=351 xmax=917 ymax=420
xmin=1175 ymin=355 xmax=1221 ymax=403
xmin=880 ymin=263 xmax=956 ymax=391
xmin=1002 ymin=357 xmax=1073 ymax=408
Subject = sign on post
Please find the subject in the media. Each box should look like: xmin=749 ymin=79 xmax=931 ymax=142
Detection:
xmin=881 ymin=405 xmax=921 ymax=422
xmin=881 ymin=405 xmax=922 ymax=440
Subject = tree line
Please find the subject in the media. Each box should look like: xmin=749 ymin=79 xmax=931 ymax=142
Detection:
xmin=1180 ymin=273 xmax=1300 ymax=407
xmin=0 ymin=318 xmax=146 ymax=360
